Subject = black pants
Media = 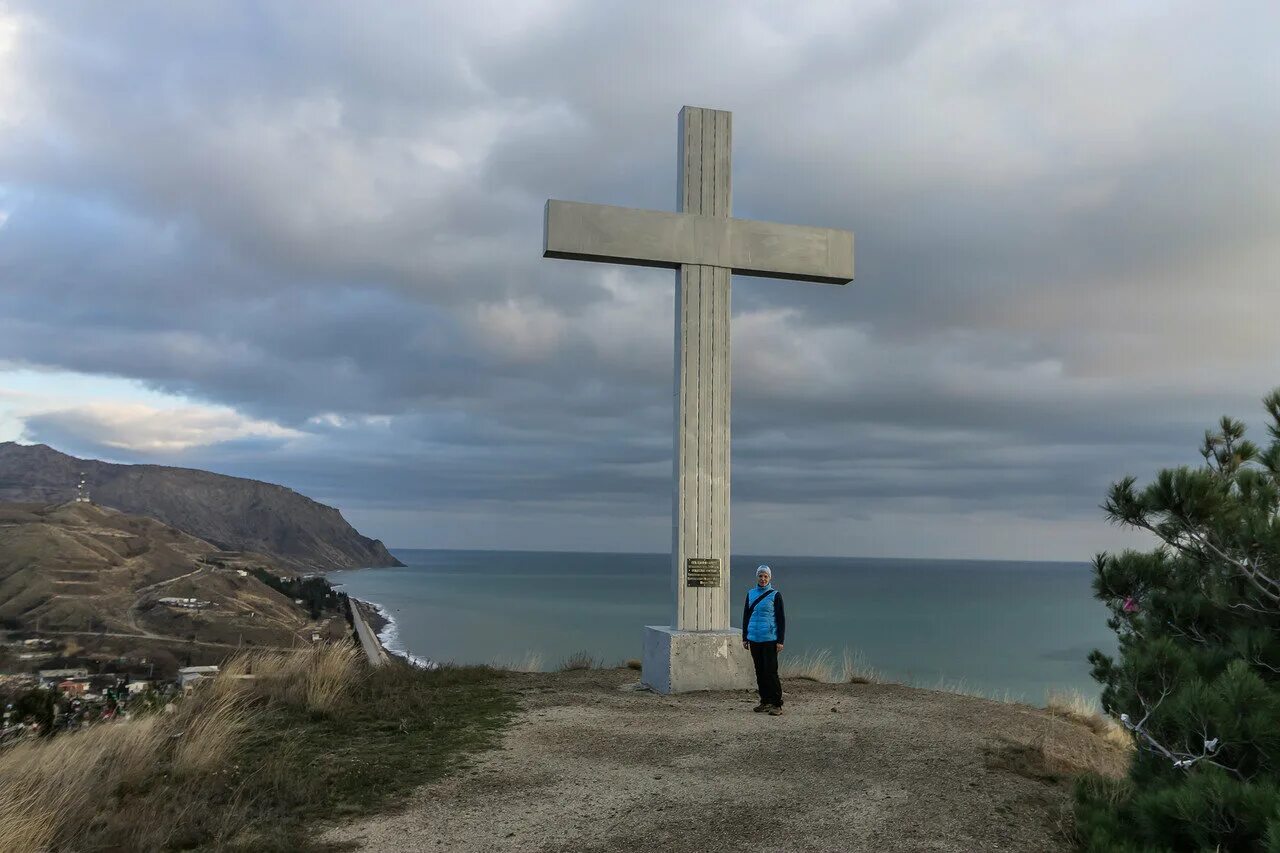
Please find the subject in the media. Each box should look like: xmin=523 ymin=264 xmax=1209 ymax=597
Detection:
xmin=749 ymin=641 xmax=783 ymax=706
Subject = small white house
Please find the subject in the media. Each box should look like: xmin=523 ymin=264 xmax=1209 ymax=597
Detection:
xmin=158 ymin=597 xmax=211 ymax=609
xmin=177 ymin=665 xmax=219 ymax=688
xmin=38 ymin=668 xmax=89 ymax=685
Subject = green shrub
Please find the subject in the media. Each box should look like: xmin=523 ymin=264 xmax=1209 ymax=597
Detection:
xmin=1076 ymin=392 xmax=1280 ymax=850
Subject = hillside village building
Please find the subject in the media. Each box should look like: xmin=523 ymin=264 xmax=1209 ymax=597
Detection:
xmin=177 ymin=665 xmax=219 ymax=688
xmin=158 ymin=596 xmax=212 ymax=609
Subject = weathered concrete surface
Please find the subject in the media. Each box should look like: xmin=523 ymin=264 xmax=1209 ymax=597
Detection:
xmin=542 ymin=105 xmax=855 ymax=639
xmin=672 ymin=106 xmax=733 ymax=632
xmin=641 ymin=625 xmax=754 ymax=694
xmin=543 ymin=201 xmax=854 ymax=283
xmin=326 ymin=669 xmax=1125 ymax=853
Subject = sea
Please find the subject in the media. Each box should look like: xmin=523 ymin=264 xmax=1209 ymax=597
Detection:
xmin=328 ymin=549 xmax=1117 ymax=706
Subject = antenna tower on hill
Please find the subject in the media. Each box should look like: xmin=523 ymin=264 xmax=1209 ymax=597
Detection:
xmin=75 ymin=471 xmax=91 ymax=503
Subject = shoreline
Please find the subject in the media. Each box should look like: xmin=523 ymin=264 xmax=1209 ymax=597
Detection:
xmin=353 ymin=596 xmax=434 ymax=669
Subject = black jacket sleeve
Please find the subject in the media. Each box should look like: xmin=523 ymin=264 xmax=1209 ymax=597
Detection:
xmin=742 ymin=594 xmax=750 ymax=641
xmin=774 ymin=592 xmax=786 ymax=644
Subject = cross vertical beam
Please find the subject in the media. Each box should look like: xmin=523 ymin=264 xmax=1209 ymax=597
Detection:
xmin=673 ymin=106 xmax=732 ymax=631
xmin=541 ymin=104 xmax=854 ymax=691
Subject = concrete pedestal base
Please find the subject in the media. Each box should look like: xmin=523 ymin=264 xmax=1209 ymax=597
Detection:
xmin=641 ymin=625 xmax=755 ymax=694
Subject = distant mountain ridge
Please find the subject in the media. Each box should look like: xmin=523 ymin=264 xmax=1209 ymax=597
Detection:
xmin=0 ymin=442 xmax=402 ymax=570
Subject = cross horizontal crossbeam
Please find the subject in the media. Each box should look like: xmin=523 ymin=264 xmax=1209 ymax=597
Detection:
xmin=543 ymin=199 xmax=854 ymax=285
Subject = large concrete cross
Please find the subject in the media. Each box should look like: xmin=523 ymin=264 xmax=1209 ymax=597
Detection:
xmin=543 ymin=106 xmax=853 ymax=692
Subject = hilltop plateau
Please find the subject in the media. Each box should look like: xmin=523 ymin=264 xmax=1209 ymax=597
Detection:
xmin=328 ymin=668 xmax=1129 ymax=852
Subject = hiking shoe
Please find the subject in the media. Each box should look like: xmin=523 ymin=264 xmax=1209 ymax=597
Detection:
xmin=752 ymin=702 xmax=771 ymax=712
xmin=768 ymin=705 xmax=784 ymax=716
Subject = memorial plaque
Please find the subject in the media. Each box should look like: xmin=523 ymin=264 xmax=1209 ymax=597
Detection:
xmin=685 ymin=557 xmax=722 ymax=588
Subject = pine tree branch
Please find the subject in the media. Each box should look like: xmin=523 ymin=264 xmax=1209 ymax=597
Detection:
xmin=1179 ymin=524 xmax=1280 ymax=601
xmin=1165 ymin=621 xmax=1214 ymax=645
xmin=1128 ymin=517 xmax=1280 ymax=607
xmin=1117 ymin=711 xmax=1245 ymax=781
xmin=1248 ymin=654 xmax=1280 ymax=675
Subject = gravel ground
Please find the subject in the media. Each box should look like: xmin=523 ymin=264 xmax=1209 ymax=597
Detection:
xmin=326 ymin=668 xmax=1113 ymax=852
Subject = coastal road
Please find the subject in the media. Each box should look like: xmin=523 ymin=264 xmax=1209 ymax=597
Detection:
xmin=349 ymin=600 xmax=389 ymax=667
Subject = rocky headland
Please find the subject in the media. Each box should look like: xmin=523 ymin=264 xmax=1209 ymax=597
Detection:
xmin=0 ymin=442 xmax=401 ymax=571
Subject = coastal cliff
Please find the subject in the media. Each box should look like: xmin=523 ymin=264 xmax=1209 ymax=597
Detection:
xmin=0 ymin=442 xmax=402 ymax=571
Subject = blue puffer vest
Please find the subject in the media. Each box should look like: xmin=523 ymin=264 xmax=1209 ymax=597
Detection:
xmin=745 ymin=585 xmax=779 ymax=642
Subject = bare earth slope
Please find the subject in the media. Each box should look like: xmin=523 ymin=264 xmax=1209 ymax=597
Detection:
xmin=0 ymin=502 xmax=316 ymax=649
xmin=328 ymin=669 xmax=1123 ymax=853
xmin=0 ymin=442 xmax=401 ymax=570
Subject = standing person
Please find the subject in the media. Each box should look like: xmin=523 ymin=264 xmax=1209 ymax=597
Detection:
xmin=742 ymin=564 xmax=786 ymax=715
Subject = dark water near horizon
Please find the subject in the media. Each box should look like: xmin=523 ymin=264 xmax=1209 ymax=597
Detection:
xmin=329 ymin=549 xmax=1117 ymax=705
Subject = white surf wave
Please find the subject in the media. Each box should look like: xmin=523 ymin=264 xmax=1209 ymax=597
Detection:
xmin=365 ymin=599 xmax=437 ymax=669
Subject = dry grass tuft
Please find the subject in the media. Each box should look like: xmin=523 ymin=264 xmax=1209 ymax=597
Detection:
xmin=1034 ymin=711 xmax=1132 ymax=780
xmin=774 ymin=647 xmax=881 ymax=684
xmin=0 ymin=643 xmax=372 ymax=852
xmin=780 ymin=649 xmax=834 ymax=682
xmin=304 ymin=642 xmax=363 ymax=713
xmin=987 ymin=690 xmax=1133 ymax=790
xmin=559 ymin=650 xmax=595 ymax=671
xmin=840 ymin=648 xmax=881 ymax=684
xmin=171 ymin=692 xmax=253 ymax=777
xmin=490 ymin=651 xmax=544 ymax=672
xmin=0 ymin=713 xmax=170 ymax=853
xmin=1045 ymin=688 xmax=1132 ymax=752
xmin=216 ymin=642 xmax=364 ymax=713
xmin=624 ymin=658 xmax=642 ymax=670
xmin=0 ymin=788 xmax=60 ymax=853
xmin=924 ymin=676 xmax=1018 ymax=704
xmin=1039 ymin=717 xmax=1131 ymax=778
xmin=102 ymin=713 xmax=168 ymax=790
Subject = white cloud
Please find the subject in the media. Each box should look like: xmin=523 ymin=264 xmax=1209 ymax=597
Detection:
xmin=23 ymin=401 xmax=303 ymax=453
xmin=0 ymin=11 xmax=25 ymax=129
xmin=0 ymin=368 xmax=304 ymax=455
xmin=306 ymin=412 xmax=393 ymax=429
xmin=470 ymin=298 xmax=567 ymax=361
xmin=575 ymin=269 xmax=675 ymax=372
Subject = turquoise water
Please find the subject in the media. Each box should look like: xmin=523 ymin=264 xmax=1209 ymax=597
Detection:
xmin=329 ymin=550 xmax=1116 ymax=704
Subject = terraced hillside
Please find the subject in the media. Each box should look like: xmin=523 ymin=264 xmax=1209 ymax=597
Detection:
xmin=0 ymin=502 xmax=348 ymax=656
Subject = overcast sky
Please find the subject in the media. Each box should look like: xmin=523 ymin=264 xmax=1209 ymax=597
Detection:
xmin=0 ymin=2 xmax=1276 ymax=560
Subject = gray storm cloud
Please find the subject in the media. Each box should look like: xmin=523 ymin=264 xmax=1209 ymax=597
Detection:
xmin=0 ymin=1 xmax=1276 ymax=559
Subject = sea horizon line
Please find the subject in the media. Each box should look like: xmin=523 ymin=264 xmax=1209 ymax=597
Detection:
xmin=371 ymin=546 xmax=1092 ymax=568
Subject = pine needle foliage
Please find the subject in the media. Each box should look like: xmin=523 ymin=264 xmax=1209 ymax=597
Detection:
xmin=1074 ymin=392 xmax=1280 ymax=851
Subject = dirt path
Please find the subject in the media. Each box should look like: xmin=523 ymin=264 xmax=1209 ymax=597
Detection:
xmin=327 ymin=669 xmax=1118 ymax=852
xmin=33 ymin=630 xmax=285 ymax=651
xmin=120 ymin=563 xmax=208 ymax=638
